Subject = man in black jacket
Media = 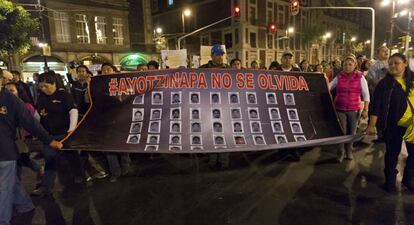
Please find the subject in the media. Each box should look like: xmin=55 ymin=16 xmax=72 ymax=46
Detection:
xmin=0 ymin=69 xmax=62 ymax=225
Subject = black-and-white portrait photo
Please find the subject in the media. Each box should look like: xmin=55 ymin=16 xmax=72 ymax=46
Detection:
xmin=250 ymin=121 xmax=262 ymax=133
xmin=133 ymin=94 xmax=144 ymax=104
xmin=229 ymin=92 xmax=240 ymax=104
xmin=147 ymin=135 xmax=160 ymax=144
xmin=212 ymin=108 xmax=221 ymax=119
xmin=271 ymin=121 xmax=284 ymax=133
xmin=152 ymin=92 xmax=163 ymax=105
xmin=150 ymin=109 xmax=162 ymax=120
xmin=214 ymin=135 xmax=226 ymax=145
xmin=191 ymin=135 xmax=202 ymax=145
xmin=170 ymin=135 xmax=182 ymax=145
xmin=268 ymin=108 xmax=281 ymax=120
xmin=294 ymin=135 xmax=307 ymax=142
xmin=275 ymin=135 xmax=288 ymax=144
xmin=248 ymin=107 xmax=260 ymax=120
xmin=283 ymin=93 xmax=295 ymax=105
xmin=210 ymin=92 xmax=221 ymax=104
xmin=132 ymin=108 xmax=144 ymax=121
xmin=234 ymin=135 xmax=246 ymax=145
xmin=171 ymin=92 xmax=181 ymax=104
xmin=144 ymin=145 xmax=159 ymax=151
xmin=191 ymin=108 xmax=200 ymax=120
xmin=129 ymin=122 xmax=143 ymax=133
xmin=170 ymin=121 xmax=182 ymax=133
xmin=246 ymin=92 xmax=257 ymax=104
xmin=126 ymin=134 xmax=140 ymax=144
xmin=213 ymin=122 xmax=223 ymax=133
xmin=148 ymin=121 xmax=161 ymax=133
xmin=253 ymin=135 xmax=266 ymax=145
xmin=232 ymin=121 xmax=243 ymax=133
xmin=231 ymin=108 xmax=242 ymax=119
xmin=290 ymin=122 xmax=303 ymax=134
xmin=287 ymin=108 xmax=299 ymax=120
xmin=190 ymin=92 xmax=200 ymax=104
xmin=191 ymin=122 xmax=201 ymax=132
xmin=170 ymin=108 xmax=181 ymax=120
xmin=266 ymin=93 xmax=277 ymax=104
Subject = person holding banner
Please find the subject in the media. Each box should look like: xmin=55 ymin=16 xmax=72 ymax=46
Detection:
xmin=0 ymin=69 xmax=63 ymax=225
xmin=200 ymin=44 xmax=230 ymax=169
xmin=100 ymin=63 xmax=131 ymax=182
xmin=367 ymin=53 xmax=414 ymax=193
xmin=32 ymin=72 xmax=85 ymax=196
xmin=329 ymin=55 xmax=370 ymax=162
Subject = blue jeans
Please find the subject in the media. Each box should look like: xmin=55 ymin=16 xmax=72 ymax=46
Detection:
xmin=0 ymin=161 xmax=34 ymax=225
xmin=40 ymin=135 xmax=85 ymax=191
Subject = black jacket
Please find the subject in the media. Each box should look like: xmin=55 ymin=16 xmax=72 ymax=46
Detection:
xmin=199 ymin=61 xmax=229 ymax=68
xmin=71 ymin=81 xmax=89 ymax=115
xmin=0 ymin=89 xmax=53 ymax=161
xmin=370 ymin=74 xmax=410 ymax=140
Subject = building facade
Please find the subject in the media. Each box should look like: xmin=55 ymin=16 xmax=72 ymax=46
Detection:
xmin=12 ymin=0 xmax=131 ymax=78
xmin=150 ymin=0 xmax=371 ymax=68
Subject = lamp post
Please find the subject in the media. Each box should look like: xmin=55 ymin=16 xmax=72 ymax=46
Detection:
xmin=181 ymin=8 xmax=191 ymax=49
xmin=284 ymin=27 xmax=294 ymax=49
xmin=323 ymin=32 xmax=332 ymax=61
xmin=38 ymin=42 xmax=49 ymax=71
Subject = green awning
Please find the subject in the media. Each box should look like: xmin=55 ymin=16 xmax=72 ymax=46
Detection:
xmin=120 ymin=53 xmax=149 ymax=71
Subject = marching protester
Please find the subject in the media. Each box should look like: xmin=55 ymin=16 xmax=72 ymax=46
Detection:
xmin=299 ymin=59 xmax=311 ymax=72
xmin=269 ymin=61 xmax=281 ymax=70
xmin=0 ymin=68 xmax=62 ymax=225
xmin=4 ymin=82 xmax=42 ymax=179
xmin=250 ymin=60 xmax=260 ymax=69
xmin=367 ymin=53 xmax=414 ymax=193
xmin=99 ymin=63 xmax=131 ymax=182
xmin=329 ymin=54 xmax=370 ymax=162
xmin=200 ymin=44 xmax=230 ymax=169
xmin=147 ymin=60 xmax=160 ymax=70
xmin=199 ymin=44 xmax=229 ymax=69
xmin=11 ymin=70 xmax=34 ymax=104
xmin=275 ymin=51 xmax=301 ymax=72
xmin=367 ymin=46 xmax=390 ymax=96
xmin=137 ymin=63 xmax=148 ymax=71
xmin=356 ymin=54 xmax=367 ymax=71
xmin=230 ymin=58 xmax=242 ymax=69
xmin=31 ymin=71 xmax=84 ymax=196
xmin=71 ymin=65 xmax=109 ymax=182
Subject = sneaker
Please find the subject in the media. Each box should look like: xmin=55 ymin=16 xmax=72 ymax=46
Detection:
xmin=31 ymin=186 xmax=51 ymax=197
xmin=94 ymin=171 xmax=109 ymax=179
xmin=109 ymin=176 xmax=118 ymax=183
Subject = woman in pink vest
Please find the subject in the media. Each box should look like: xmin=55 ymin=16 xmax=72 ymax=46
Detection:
xmin=329 ymin=54 xmax=370 ymax=162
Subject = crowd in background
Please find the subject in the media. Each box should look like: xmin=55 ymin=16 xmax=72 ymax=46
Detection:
xmin=1 ymin=42 xmax=414 ymax=225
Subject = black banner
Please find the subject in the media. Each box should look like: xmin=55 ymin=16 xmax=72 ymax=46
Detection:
xmin=63 ymin=68 xmax=352 ymax=153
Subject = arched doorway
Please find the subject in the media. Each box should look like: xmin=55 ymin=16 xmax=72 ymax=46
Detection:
xmin=22 ymin=55 xmax=65 ymax=82
xmin=79 ymin=55 xmax=111 ymax=75
xmin=119 ymin=53 xmax=150 ymax=71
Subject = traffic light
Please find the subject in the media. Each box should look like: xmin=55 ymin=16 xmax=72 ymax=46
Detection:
xmin=268 ymin=22 xmax=277 ymax=33
xmin=234 ymin=6 xmax=241 ymax=17
xmin=290 ymin=0 xmax=299 ymax=16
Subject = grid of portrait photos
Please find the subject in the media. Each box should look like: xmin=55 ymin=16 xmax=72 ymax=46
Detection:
xmin=126 ymin=89 xmax=307 ymax=151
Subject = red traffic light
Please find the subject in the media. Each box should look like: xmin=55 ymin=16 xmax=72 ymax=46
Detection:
xmin=290 ymin=0 xmax=299 ymax=16
xmin=234 ymin=6 xmax=241 ymax=17
xmin=268 ymin=22 xmax=277 ymax=33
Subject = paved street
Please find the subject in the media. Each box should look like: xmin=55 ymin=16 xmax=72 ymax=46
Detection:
xmin=13 ymin=142 xmax=414 ymax=225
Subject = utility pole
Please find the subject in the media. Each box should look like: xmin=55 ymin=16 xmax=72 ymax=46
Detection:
xmin=37 ymin=0 xmax=48 ymax=71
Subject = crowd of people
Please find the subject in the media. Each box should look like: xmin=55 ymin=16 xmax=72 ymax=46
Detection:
xmin=1 ymin=43 xmax=414 ymax=225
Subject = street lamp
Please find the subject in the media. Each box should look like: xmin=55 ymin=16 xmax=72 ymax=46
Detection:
xmin=351 ymin=36 xmax=357 ymax=42
xmin=182 ymin=8 xmax=191 ymax=34
xmin=38 ymin=42 xmax=49 ymax=71
xmin=155 ymin=27 xmax=163 ymax=35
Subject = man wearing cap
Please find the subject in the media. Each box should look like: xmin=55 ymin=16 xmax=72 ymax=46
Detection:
xmin=0 ymin=68 xmax=63 ymax=225
xmin=200 ymin=45 xmax=230 ymax=169
xmin=275 ymin=51 xmax=301 ymax=72
xmin=200 ymin=44 xmax=229 ymax=68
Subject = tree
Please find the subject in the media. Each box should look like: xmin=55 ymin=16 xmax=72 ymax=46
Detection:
xmin=300 ymin=25 xmax=325 ymax=45
xmin=0 ymin=0 xmax=39 ymax=57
